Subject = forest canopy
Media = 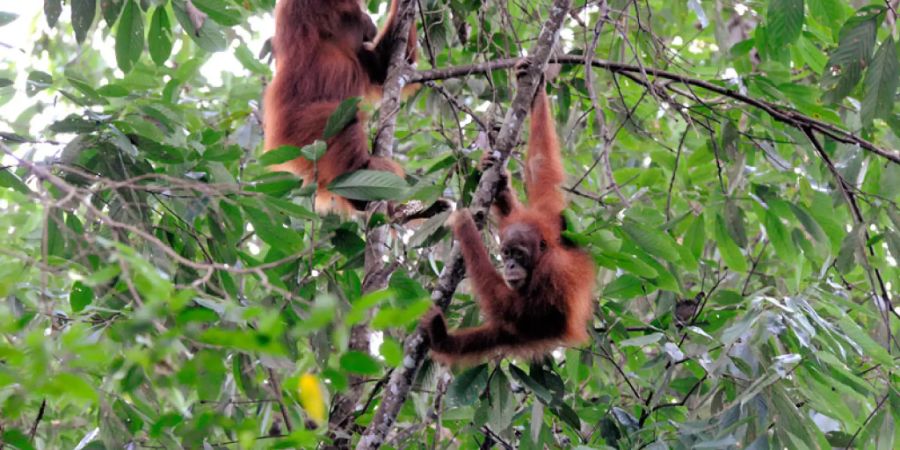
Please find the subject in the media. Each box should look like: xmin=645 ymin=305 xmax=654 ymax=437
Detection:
xmin=0 ymin=0 xmax=898 ymax=449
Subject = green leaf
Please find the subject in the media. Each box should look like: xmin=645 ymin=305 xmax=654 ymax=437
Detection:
xmin=190 ymin=0 xmax=243 ymax=26
xmin=26 ymin=71 xmax=52 ymax=97
xmin=487 ymin=369 xmax=515 ymax=431
xmin=97 ymin=83 xmax=130 ymax=97
xmin=767 ymin=0 xmax=804 ymax=47
xmin=260 ymin=145 xmax=303 ymax=166
xmin=603 ymin=274 xmax=648 ymax=300
xmin=301 ymin=141 xmax=327 ymax=162
xmin=0 ymin=168 xmax=30 ymax=194
xmin=379 ymin=338 xmax=403 ymax=367
xmin=765 ymin=211 xmax=797 ymax=264
xmin=620 ymin=333 xmax=663 ymax=347
xmin=446 ymin=364 xmax=489 ymax=407
xmin=71 ymin=0 xmax=96 ymax=44
xmin=235 ymin=44 xmax=269 ymax=75
xmin=715 ymin=214 xmax=748 ymax=272
xmin=861 ymin=37 xmax=898 ymax=126
xmin=327 ymin=170 xmax=409 ymax=201
xmin=242 ymin=204 xmax=305 ymax=253
xmin=172 ymin=0 xmax=227 ymax=52
xmin=835 ymin=224 xmax=862 ymax=274
xmin=115 ymin=0 xmax=144 ymax=74
xmin=263 ymin=197 xmax=317 ymax=220
xmin=0 ymin=12 xmax=18 ymax=27
xmin=621 ymin=219 xmax=681 ymax=263
xmin=100 ymin=0 xmax=124 ymax=26
xmin=821 ymin=6 xmax=883 ymax=103
xmin=0 ymin=430 xmax=35 ymax=450
xmin=885 ymin=230 xmax=900 ymax=263
xmin=203 ymin=144 xmax=242 ymax=162
xmin=836 ymin=315 xmax=894 ymax=368
xmin=683 ymin=214 xmax=706 ymax=260
xmin=508 ymin=365 xmax=553 ymax=404
xmin=323 ymin=98 xmax=361 ymax=139
xmin=339 ymin=351 xmax=381 ymax=375
xmin=44 ymin=0 xmax=62 ymax=28
xmin=148 ymin=6 xmax=174 ymax=66
xmin=69 ymin=281 xmax=93 ymax=312
xmin=807 ymin=0 xmax=847 ymax=36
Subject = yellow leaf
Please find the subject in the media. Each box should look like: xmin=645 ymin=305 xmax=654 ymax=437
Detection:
xmin=297 ymin=373 xmax=326 ymax=426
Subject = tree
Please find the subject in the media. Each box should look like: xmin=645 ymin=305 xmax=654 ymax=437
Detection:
xmin=0 ymin=0 xmax=898 ymax=449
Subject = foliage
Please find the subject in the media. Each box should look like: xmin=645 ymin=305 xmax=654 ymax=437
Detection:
xmin=0 ymin=0 xmax=898 ymax=449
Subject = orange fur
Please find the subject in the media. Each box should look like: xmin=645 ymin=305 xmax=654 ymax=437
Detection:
xmin=423 ymin=86 xmax=597 ymax=366
xmin=263 ymin=0 xmax=417 ymax=214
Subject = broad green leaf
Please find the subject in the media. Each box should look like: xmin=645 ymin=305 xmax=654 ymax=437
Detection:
xmin=26 ymin=71 xmax=52 ymax=97
xmin=264 ymin=197 xmax=316 ymax=220
xmin=148 ymin=6 xmax=174 ymax=66
xmin=191 ymin=0 xmax=244 ymax=26
xmin=379 ymin=338 xmax=403 ymax=367
xmin=115 ymin=0 xmax=144 ymax=73
xmin=327 ymin=170 xmax=409 ymax=201
xmin=487 ymin=369 xmax=515 ymax=431
xmin=235 ymin=44 xmax=269 ymax=75
xmin=260 ymin=145 xmax=303 ymax=166
xmin=683 ymin=214 xmax=706 ymax=260
xmin=446 ymin=364 xmax=489 ymax=407
xmin=603 ymin=274 xmax=648 ymax=300
xmin=0 ymin=168 xmax=30 ymax=194
xmin=821 ymin=6 xmax=883 ymax=103
xmin=69 ymin=281 xmax=93 ymax=312
xmin=621 ymin=219 xmax=681 ymax=263
xmin=71 ymin=0 xmax=96 ymax=44
xmin=339 ymin=351 xmax=381 ymax=375
xmin=509 ymin=365 xmax=553 ymax=404
xmin=807 ymin=0 xmax=847 ymax=36
xmin=0 ymin=12 xmax=18 ymax=27
xmin=767 ymin=0 xmax=804 ymax=47
xmin=100 ymin=0 xmax=124 ymax=25
xmin=0 ymin=430 xmax=35 ymax=450
xmin=836 ymin=315 xmax=894 ymax=367
xmin=619 ymin=332 xmax=663 ymax=347
xmin=203 ymin=144 xmax=242 ymax=162
xmin=765 ymin=211 xmax=797 ymax=264
xmin=886 ymin=230 xmax=900 ymax=263
xmin=861 ymin=37 xmax=898 ymax=126
xmin=172 ymin=0 xmax=227 ymax=52
xmin=241 ymin=203 xmax=305 ymax=253
xmin=835 ymin=223 xmax=862 ymax=274
xmin=323 ymin=98 xmax=361 ymax=139
xmin=44 ymin=0 xmax=62 ymax=28
xmin=301 ymin=141 xmax=328 ymax=162
xmin=715 ymin=214 xmax=748 ymax=272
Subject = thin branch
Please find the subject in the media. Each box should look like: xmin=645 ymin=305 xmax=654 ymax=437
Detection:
xmin=846 ymin=393 xmax=890 ymax=448
xmin=329 ymin=1 xmax=420 ymax=447
xmin=28 ymin=399 xmax=46 ymax=441
xmin=411 ymin=56 xmax=899 ymax=165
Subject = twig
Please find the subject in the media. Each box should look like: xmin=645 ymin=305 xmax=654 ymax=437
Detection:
xmin=266 ymin=368 xmax=294 ymax=433
xmin=28 ymin=399 xmax=46 ymax=440
xmin=846 ymin=393 xmax=890 ymax=448
xmin=411 ymin=56 xmax=900 ymax=165
xmin=802 ymin=128 xmax=896 ymax=339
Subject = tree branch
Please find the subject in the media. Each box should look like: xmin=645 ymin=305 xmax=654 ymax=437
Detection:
xmin=329 ymin=1 xmax=420 ymax=447
xmin=354 ymin=2 xmax=574 ymax=449
xmin=411 ymin=56 xmax=900 ymax=165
